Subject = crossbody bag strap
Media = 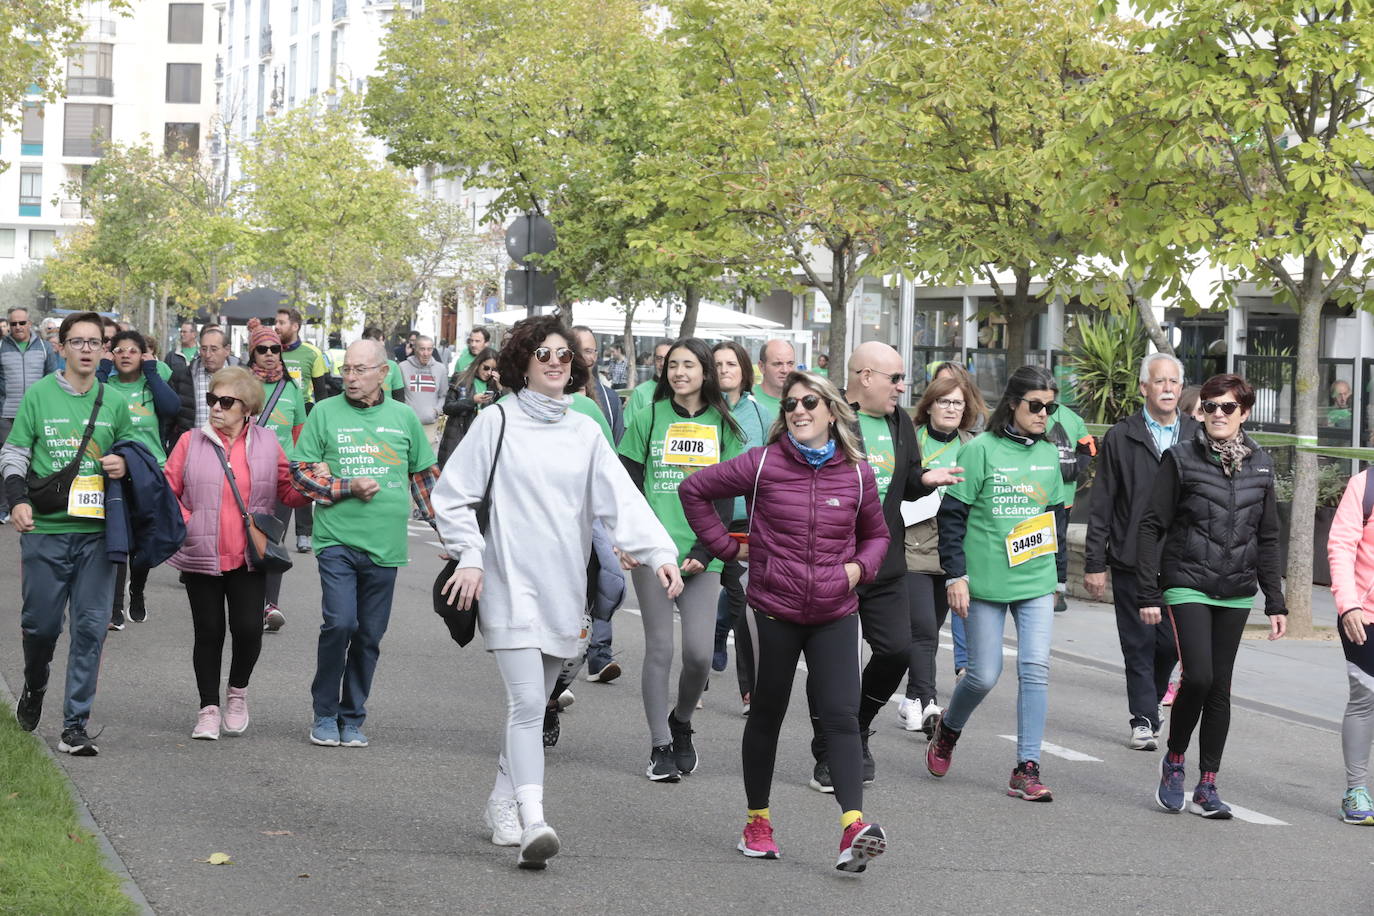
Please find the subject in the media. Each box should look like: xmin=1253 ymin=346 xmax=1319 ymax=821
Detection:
xmin=477 ymin=405 xmax=506 ymax=533
xmin=257 ymin=379 xmax=289 ymax=427
xmin=208 ymin=439 xmax=252 ymax=522
xmin=746 ymin=446 xmax=769 ymax=540
xmin=66 ymin=382 xmax=105 ymax=478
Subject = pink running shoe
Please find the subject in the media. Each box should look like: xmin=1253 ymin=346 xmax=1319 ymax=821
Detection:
xmin=222 ymin=686 xmax=249 ymax=735
xmin=192 ymin=705 xmax=221 ymax=740
xmin=926 ymin=715 xmax=960 ymax=778
xmin=738 ymin=816 xmax=780 ymax=859
xmin=1162 ymin=680 xmax=1179 ymax=706
xmin=836 ymin=820 xmax=886 ymax=873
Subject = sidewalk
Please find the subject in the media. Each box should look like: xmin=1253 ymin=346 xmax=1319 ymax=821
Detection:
xmin=1051 ymin=586 xmax=1348 ymax=731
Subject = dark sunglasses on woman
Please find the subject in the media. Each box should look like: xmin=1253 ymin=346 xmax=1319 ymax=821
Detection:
xmin=1017 ymin=398 xmax=1059 ymax=415
xmin=534 ymin=347 xmax=574 ymax=364
xmin=1202 ymin=400 xmax=1242 ymax=416
xmin=254 ymin=344 xmax=282 ymax=355
xmin=205 ymin=393 xmax=244 ymax=410
xmin=783 ymin=394 xmax=822 ymax=413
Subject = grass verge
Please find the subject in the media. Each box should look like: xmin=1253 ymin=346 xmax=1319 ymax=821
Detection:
xmin=0 ymin=710 xmax=136 ymax=915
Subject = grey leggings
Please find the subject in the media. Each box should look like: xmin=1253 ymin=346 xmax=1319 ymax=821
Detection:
xmin=1345 ymin=664 xmax=1374 ymax=789
xmin=633 ymin=567 xmax=720 ymax=746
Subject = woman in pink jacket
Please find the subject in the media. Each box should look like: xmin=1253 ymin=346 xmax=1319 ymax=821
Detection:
xmin=1326 ymin=468 xmax=1374 ymax=825
xmin=681 ymin=371 xmax=891 ymax=874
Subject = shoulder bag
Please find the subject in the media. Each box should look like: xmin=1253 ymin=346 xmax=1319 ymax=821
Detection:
xmin=256 ymin=379 xmax=290 ymax=427
xmin=26 ymin=383 xmax=105 ymax=514
xmin=208 ymin=437 xmax=293 ymax=574
xmin=433 ymin=405 xmax=506 ymax=646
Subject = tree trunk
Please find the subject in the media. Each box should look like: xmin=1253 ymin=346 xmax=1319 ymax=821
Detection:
xmin=826 ymin=246 xmax=850 ymax=383
xmin=622 ymin=304 xmax=636 ymax=378
xmin=678 ymin=284 xmax=700 ymax=338
xmin=1001 ymin=270 xmax=1036 ymax=371
xmin=1135 ymin=295 xmax=1173 ymax=356
xmin=1282 ymin=268 xmax=1323 ymax=638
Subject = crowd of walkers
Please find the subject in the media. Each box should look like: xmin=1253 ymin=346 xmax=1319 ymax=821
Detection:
xmin=5 ymin=303 xmax=1374 ymax=877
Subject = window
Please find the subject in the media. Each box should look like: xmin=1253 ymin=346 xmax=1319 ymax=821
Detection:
xmin=311 ymin=0 xmax=320 ymax=25
xmin=63 ymin=103 xmax=112 ymax=156
xmin=256 ymin=63 xmax=266 ymax=124
xmin=67 ymin=43 xmax=114 ymax=96
xmin=19 ymin=167 xmax=42 ymax=217
xmin=21 ymin=104 xmax=44 ymax=155
xmin=288 ymin=44 xmax=298 ymax=104
xmin=164 ymin=122 xmax=200 ymax=156
xmin=291 ymin=0 xmax=299 ymax=33
xmin=168 ymin=3 xmax=204 ymax=43
xmin=166 ymin=63 xmax=202 ymax=103
xmin=29 ymin=230 xmax=56 ymax=260
xmin=329 ymin=28 xmax=339 ymax=85
xmin=0 ymin=229 xmax=14 ymax=258
xmin=309 ymin=34 xmax=319 ymax=95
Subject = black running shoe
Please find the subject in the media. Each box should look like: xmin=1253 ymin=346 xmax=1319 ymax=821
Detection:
xmin=809 ymin=760 xmax=835 ymax=794
xmin=668 ymin=711 xmax=698 ymax=775
xmin=129 ymin=594 xmax=147 ymax=624
xmin=108 ymin=609 xmax=125 ymax=631
xmin=861 ymin=729 xmax=876 ymax=786
xmin=543 ymin=706 xmax=560 ymax=748
xmin=58 ymin=726 xmax=99 ymax=756
xmin=646 ymin=744 xmax=680 ymax=782
xmin=15 ymin=685 xmax=44 ymax=732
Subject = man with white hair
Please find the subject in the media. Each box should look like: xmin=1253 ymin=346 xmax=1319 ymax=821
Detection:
xmin=290 ymin=338 xmax=440 ymax=749
xmin=1084 ymin=352 xmax=1197 ymax=751
xmin=399 ymin=335 xmax=448 ymax=446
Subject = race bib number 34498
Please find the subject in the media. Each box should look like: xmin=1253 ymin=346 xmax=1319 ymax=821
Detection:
xmin=662 ymin=422 xmax=720 ymax=467
xmin=1005 ymin=511 xmax=1056 ymax=568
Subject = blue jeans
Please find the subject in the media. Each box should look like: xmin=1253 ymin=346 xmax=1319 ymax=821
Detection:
xmin=21 ymin=532 xmax=115 ymax=729
xmin=951 ymin=612 xmax=968 ymax=670
xmin=942 ymin=593 xmax=1054 ymax=764
xmin=311 ymin=545 xmax=399 ymax=726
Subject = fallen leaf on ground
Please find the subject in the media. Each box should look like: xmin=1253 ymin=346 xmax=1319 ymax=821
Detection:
xmin=5 ymin=792 xmax=18 ymax=800
xmin=204 ymin=852 xmax=232 ymax=865
xmin=67 ymin=833 xmax=85 ymax=843
xmin=261 ymin=830 xmax=292 ymax=836
xmin=297 ymin=874 xmax=310 ymax=879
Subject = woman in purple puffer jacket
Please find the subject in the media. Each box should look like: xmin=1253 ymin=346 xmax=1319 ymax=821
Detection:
xmin=681 ymin=370 xmax=891 ymax=874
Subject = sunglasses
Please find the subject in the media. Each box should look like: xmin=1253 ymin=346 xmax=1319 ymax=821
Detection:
xmin=534 ymin=346 xmax=574 ymax=364
xmin=855 ymin=367 xmax=906 ymax=385
xmin=1202 ymin=400 xmax=1242 ymax=416
xmin=10 ymin=320 xmax=28 ymax=326
xmin=783 ymin=394 xmax=822 ymax=413
xmin=206 ymin=393 xmax=244 ymax=410
xmin=1016 ymin=398 xmax=1060 ymax=415
xmin=254 ymin=344 xmax=282 ymax=355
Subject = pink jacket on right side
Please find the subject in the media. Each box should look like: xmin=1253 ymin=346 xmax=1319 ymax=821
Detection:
xmin=1327 ymin=470 xmax=1374 ymax=625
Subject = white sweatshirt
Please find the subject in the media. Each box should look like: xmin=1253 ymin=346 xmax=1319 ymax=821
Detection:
xmin=432 ymin=397 xmax=678 ymax=658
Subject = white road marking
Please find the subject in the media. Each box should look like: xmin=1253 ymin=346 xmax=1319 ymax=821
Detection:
xmin=939 ymin=642 xmax=1015 ymax=657
xmin=999 ymin=735 xmax=1102 ymax=762
xmin=1227 ymin=804 xmax=1289 ymax=826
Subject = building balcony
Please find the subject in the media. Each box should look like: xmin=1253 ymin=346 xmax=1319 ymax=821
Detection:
xmin=66 ymin=77 xmax=114 ymax=97
xmin=19 ymin=200 xmax=42 ymax=218
xmin=59 ymin=200 xmax=88 ymax=219
xmin=20 ymin=143 xmax=42 ymax=156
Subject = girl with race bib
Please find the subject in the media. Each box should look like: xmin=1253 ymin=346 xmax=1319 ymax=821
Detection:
xmin=927 ymin=365 xmax=1067 ymax=802
xmin=618 ymin=337 xmax=745 ymax=782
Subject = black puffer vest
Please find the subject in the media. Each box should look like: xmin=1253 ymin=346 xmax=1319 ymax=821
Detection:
xmin=1158 ymin=427 xmax=1274 ymax=598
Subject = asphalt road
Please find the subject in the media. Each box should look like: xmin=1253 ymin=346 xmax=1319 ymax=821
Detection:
xmin=0 ymin=520 xmax=1365 ymax=915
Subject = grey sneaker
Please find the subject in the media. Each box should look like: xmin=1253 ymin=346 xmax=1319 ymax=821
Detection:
xmin=309 ymin=715 xmax=340 ymax=747
xmin=646 ymin=744 xmax=680 ymax=782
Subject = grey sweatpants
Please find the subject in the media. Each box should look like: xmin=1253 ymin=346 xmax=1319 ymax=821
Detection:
xmin=1344 ymin=663 xmax=1374 ymax=789
xmin=633 ymin=567 xmax=720 ymax=747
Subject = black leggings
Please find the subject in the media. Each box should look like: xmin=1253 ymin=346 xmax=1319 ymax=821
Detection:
xmin=1166 ymin=602 xmax=1249 ymax=773
xmin=715 ymin=558 xmax=755 ymax=699
xmin=183 ymin=567 xmax=267 ymax=708
xmin=112 ymin=563 xmax=150 ymax=613
xmin=745 ymin=609 xmax=863 ymax=813
xmin=904 ymin=571 xmax=949 ymax=703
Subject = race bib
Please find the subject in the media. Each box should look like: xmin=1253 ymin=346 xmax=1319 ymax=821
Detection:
xmin=662 ymin=422 xmax=720 ymax=467
xmin=1005 ymin=511 xmax=1056 ymax=568
xmin=68 ymin=474 xmax=106 ymax=519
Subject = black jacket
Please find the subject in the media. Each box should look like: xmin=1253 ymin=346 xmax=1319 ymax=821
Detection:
xmin=849 ymin=402 xmax=936 ymax=582
xmin=167 ymin=362 xmax=197 ymax=448
xmin=106 ymin=440 xmax=187 ymax=569
xmin=1135 ymin=426 xmax=1286 ymax=614
xmin=1085 ymin=411 xmax=1199 ymax=573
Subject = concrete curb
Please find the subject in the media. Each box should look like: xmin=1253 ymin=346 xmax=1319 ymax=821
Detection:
xmin=0 ymin=674 xmax=156 ymax=916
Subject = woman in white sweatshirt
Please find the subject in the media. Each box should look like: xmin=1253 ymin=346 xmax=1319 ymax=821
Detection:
xmin=432 ymin=314 xmax=683 ymax=870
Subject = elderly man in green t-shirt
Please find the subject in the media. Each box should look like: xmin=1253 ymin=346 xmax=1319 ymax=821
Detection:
xmin=0 ymin=311 xmax=133 ymax=756
xmin=290 ymin=338 xmax=440 ymax=749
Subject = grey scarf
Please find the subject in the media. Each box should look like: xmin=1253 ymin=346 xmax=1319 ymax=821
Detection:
xmin=515 ymin=387 xmax=572 ymax=423
xmin=1207 ymin=433 xmax=1252 ymax=477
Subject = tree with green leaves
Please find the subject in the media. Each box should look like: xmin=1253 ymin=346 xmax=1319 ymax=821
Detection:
xmin=1070 ymin=0 xmax=1374 ymax=636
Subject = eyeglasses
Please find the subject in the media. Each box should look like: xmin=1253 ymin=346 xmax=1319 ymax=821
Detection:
xmin=853 ymin=367 xmax=906 ymax=385
xmin=254 ymin=344 xmax=283 ymax=355
xmin=340 ymin=364 xmax=379 ymax=376
xmin=935 ymin=398 xmax=965 ymax=410
xmin=534 ymin=347 xmax=574 ymax=364
xmin=1016 ymin=398 xmax=1060 ymax=415
xmin=10 ymin=320 xmax=27 ymax=326
xmin=206 ymin=393 xmax=244 ymax=410
xmin=64 ymin=338 xmax=102 ymax=351
xmin=111 ymin=346 xmax=143 ymax=356
xmin=783 ymin=394 xmax=822 ymax=413
xmin=1202 ymin=400 xmax=1242 ymax=416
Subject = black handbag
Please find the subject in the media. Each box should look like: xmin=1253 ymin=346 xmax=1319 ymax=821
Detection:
xmin=209 ymin=440 xmax=293 ymax=574
xmin=26 ymin=383 xmax=104 ymax=514
xmin=433 ymin=405 xmax=506 ymax=646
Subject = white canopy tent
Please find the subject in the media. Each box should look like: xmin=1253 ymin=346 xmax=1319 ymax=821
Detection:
xmin=484 ymin=299 xmax=785 ymax=338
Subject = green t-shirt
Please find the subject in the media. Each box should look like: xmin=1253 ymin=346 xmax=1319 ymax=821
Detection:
xmin=385 ymin=360 xmax=404 ymax=395
xmin=1049 ymin=404 xmax=1090 ymax=507
xmin=571 ymin=392 xmax=613 ymax=444
xmin=752 ymin=389 xmax=782 ymax=425
xmin=858 ymin=412 xmax=897 ymax=502
xmin=282 ymin=341 xmax=328 ymax=404
xmin=456 ymin=349 xmax=476 ymax=373
xmin=623 ymin=378 xmax=658 ymax=424
xmin=1163 ymin=587 xmax=1255 ymax=610
xmin=258 ymin=377 xmax=307 ymax=455
xmin=180 ymin=346 xmax=198 ymax=364
xmin=106 ymin=370 xmax=170 ymax=465
xmin=617 ymin=398 xmax=745 ymax=572
xmin=292 ymin=395 xmax=437 ymax=566
xmin=944 ymin=432 xmax=1065 ymax=603
xmin=8 ymin=374 xmax=132 ymax=533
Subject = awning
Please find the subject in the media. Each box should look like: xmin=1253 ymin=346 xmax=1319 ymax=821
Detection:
xmin=486 ymin=299 xmax=783 ymax=338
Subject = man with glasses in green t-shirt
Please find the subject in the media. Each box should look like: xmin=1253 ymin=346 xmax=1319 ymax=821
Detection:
xmin=1 ymin=311 xmax=134 ymax=756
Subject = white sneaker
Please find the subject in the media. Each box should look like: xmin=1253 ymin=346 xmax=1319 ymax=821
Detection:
xmin=556 ymin=690 xmax=575 ymax=711
xmin=920 ymin=702 xmax=943 ymax=738
xmin=1130 ymin=724 xmax=1158 ymax=751
xmin=517 ymin=823 xmax=560 ymax=869
xmin=483 ymin=798 xmax=521 ymax=847
xmin=897 ymin=698 xmax=918 ymax=729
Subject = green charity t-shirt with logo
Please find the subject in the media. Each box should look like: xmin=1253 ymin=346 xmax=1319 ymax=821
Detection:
xmin=857 ymin=412 xmax=897 ymax=502
xmin=617 ymin=398 xmax=744 ymax=572
xmin=943 ymin=431 xmax=1064 ymax=603
xmin=623 ymin=378 xmax=658 ymax=425
xmin=106 ymin=370 xmax=169 ymax=465
xmin=281 ymin=341 xmax=329 ymax=404
xmin=258 ymin=377 xmax=307 ymax=455
xmin=7 ymin=374 xmax=132 ymax=534
xmin=1048 ymin=403 xmax=1090 ymax=507
xmin=292 ymin=395 xmax=437 ymax=566
xmin=385 ymin=360 xmax=404 ymax=395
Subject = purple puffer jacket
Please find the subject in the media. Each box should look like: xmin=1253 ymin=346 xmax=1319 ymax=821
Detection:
xmin=680 ymin=437 xmax=889 ymax=626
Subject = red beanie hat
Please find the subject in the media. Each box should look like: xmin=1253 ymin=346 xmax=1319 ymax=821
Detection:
xmin=247 ymin=317 xmax=280 ymax=352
